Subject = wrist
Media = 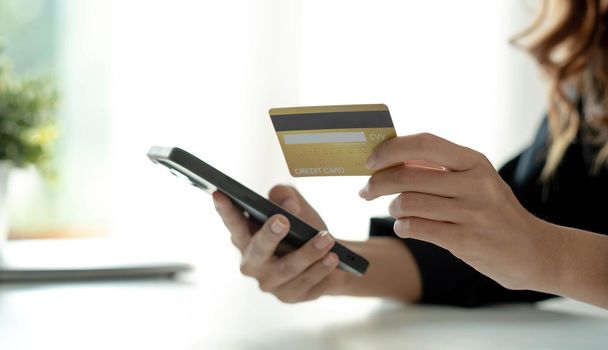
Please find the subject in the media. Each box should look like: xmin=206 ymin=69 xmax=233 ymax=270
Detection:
xmin=327 ymin=240 xmax=362 ymax=296
xmin=330 ymin=269 xmax=356 ymax=296
xmin=526 ymin=216 xmax=573 ymax=295
xmin=330 ymin=238 xmax=422 ymax=301
xmin=524 ymin=216 xmax=608 ymax=308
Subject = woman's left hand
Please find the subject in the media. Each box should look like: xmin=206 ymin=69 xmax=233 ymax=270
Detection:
xmin=358 ymin=132 xmax=552 ymax=291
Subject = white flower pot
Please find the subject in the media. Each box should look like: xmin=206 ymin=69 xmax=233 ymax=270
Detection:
xmin=0 ymin=161 xmax=11 ymax=247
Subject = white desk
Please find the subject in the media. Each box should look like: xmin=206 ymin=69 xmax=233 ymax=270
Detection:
xmin=0 ymin=239 xmax=607 ymax=350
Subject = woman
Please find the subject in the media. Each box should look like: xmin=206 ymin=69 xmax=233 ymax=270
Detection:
xmin=212 ymin=0 xmax=608 ymax=308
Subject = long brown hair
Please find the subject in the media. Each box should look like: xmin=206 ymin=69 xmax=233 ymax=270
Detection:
xmin=512 ymin=0 xmax=608 ymax=179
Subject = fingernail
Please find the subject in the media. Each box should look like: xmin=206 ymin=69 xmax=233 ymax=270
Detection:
xmin=281 ymin=198 xmax=300 ymax=214
xmin=365 ymin=153 xmax=377 ymax=169
xmin=323 ymin=253 xmax=337 ymax=267
xmin=358 ymin=184 xmax=369 ymax=199
xmin=271 ymin=216 xmax=288 ymax=235
xmin=394 ymin=219 xmax=410 ymax=236
xmin=314 ymin=231 xmax=334 ymax=250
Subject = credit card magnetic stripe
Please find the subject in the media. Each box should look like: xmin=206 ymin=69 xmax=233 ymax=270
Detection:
xmin=270 ymin=111 xmax=394 ymax=132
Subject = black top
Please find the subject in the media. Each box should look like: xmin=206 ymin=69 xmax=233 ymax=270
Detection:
xmin=369 ymin=118 xmax=608 ymax=307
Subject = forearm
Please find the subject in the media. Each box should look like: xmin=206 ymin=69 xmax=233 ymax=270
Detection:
xmin=538 ymin=221 xmax=608 ymax=309
xmin=335 ymin=237 xmax=422 ymax=302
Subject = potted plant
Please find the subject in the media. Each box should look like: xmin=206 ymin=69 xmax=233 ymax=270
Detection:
xmin=0 ymin=45 xmax=58 ymax=245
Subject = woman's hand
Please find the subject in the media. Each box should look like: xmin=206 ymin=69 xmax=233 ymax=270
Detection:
xmin=212 ymin=185 xmax=348 ymax=303
xmin=358 ymin=133 xmax=551 ymax=291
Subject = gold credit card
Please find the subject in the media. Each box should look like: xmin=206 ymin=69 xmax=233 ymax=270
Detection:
xmin=269 ymin=104 xmax=397 ymax=177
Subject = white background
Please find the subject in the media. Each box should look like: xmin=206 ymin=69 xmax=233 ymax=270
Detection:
xmin=9 ymin=1 xmax=547 ymax=262
xmin=108 ymin=0 xmax=546 ymax=246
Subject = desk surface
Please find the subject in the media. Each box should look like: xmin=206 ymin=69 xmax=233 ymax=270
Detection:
xmin=0 ymin=239 xmax=607 ymax=350
xmin=1 ymin=277 xmax=607 ymax=349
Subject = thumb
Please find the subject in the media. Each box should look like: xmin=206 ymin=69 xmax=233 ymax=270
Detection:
xmin=280 ymin=196 xmax=301 ymax=214
xmin=268 ymin=185 xmax=302 ymax=215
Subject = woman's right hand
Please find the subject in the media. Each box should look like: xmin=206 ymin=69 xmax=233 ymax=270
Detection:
xmin=212 ymin=185 xmax=348 ymax=303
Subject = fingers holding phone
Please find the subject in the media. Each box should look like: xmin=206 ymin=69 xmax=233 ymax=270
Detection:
xmin=212 ymin=190 xmax=342 ymax=302
xmin=149 ymin=147 xmax=368 ymax=277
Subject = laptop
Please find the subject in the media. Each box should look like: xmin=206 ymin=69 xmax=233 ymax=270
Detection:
xmin=0 ymin=238 xmax=193 ymax=282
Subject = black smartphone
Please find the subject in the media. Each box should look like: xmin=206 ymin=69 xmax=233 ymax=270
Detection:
xmin=147 ymin=146 xmax=369 ymax=276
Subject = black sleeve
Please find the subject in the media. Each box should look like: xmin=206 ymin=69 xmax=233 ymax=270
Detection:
xmin=369 ymin=154 xmax=555 ymax=307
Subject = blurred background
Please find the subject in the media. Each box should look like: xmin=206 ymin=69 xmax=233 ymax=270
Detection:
xmin=2 ymin=0 xmax=545 ymax=262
